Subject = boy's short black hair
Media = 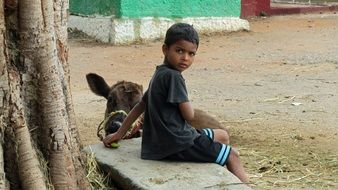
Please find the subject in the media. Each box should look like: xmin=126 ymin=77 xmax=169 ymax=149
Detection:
xmin=164 ymin=23 xmax=199 ymax=48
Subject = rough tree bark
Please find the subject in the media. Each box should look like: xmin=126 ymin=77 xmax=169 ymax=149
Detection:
xmin=1 ymin=2 xmax=8 ymax=189
xmin=0 ymin=0 xmax=90 ymax=189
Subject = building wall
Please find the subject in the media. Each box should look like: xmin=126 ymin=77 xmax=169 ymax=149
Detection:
xmin=70 ymin=0 xmax=120 ymax=16
xmin=240 ymin=0 xmax=338 ymax=17
xmin=69 ymin=0 xmax=249 ymax=44
xmin=70 ymin=0 xmax=241 ymax=18
xmin=119 ymin=0 xmax=241 ymax=18
xmin=241 ymin=0 xmax=270 ymax=18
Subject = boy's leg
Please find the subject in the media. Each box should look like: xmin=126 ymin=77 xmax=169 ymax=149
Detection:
xmin=202 ymin=128 xmax=229 ymax=144
xmin=226 ymin=149 xmax=249 ymax=183
xmin=166 ymin=134 xmax=248 ymax=183
xmin=201 ymin=129 xmax=245 ymax=182
xmin=211 ymin=128 xmax=230 ymax=144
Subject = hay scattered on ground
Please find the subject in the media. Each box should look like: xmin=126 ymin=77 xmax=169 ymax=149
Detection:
xmin=35 ymin=145 xmax=54 ymax=190
xmin=85 ymin=149 xmax=115 ymax=190
xmin=237 ymin=135 xmax=338 ymax=189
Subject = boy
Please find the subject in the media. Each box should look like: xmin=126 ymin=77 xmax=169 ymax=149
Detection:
xmin=103 ymin=23 xmax=249 ymax=183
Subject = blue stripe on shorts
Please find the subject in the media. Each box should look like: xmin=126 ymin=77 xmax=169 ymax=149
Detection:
xmin=202 ymin=128 xmax=214 ymax=140
xmin=215 ymin=144 xmax=231 ymax=166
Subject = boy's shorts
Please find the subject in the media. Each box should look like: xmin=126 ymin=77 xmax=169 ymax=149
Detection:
xmin=166 ymin=128 xmax=232 ymax=166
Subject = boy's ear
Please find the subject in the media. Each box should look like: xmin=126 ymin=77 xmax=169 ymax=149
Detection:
xmin=162 ymin=44 xmax=168 ymax=56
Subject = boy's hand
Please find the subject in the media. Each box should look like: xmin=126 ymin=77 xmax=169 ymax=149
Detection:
xmin=103 ymin=132 xmax=122 ymax=147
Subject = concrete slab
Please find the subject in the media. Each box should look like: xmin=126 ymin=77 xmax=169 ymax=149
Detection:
xmin=84 ymin=138 xmax=251 ymax=190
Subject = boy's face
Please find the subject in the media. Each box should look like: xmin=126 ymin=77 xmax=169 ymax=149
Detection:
xmin=162 ymin=40 xmax=198 ymax=72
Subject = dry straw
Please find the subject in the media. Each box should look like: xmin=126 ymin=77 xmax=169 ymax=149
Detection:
xmin=242 ymin=149 xmax=338 ymax=189
xmin=85 ymin=147 xmax=115 ymax=190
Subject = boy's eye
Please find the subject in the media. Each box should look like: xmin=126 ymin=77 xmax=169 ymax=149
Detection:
xmin=189 ymin=52 xmax=196 ymax=56
xmin=176 ymin=49 xmax=183 ymax=54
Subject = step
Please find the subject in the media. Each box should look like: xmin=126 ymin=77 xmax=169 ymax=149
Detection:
xmin=84 ymin=138 xmax=251 ymax=190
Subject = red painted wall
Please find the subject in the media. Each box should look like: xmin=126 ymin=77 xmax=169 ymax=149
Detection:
xmin=241 ymin=0 xmax=270 ymax=18
xmin=241 ymin=0 xmax=338 ymax=18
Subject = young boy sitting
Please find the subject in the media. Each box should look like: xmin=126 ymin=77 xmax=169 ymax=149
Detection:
xmin=103 ymin=23 xmax=249 ymax=183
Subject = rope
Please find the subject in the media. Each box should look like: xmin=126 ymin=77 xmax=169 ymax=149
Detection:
xmin=97 ymin=110 xmax=127 ymax=141
xmin=97 ymin=110 xmax=143 ymax=141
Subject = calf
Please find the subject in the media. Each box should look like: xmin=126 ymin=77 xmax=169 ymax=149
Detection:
xmin=86 ymin=73 xmax=227 ymax=140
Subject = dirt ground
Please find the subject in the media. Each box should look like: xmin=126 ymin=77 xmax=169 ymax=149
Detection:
xmin=69 ymin=14 xmax=338 ymax=189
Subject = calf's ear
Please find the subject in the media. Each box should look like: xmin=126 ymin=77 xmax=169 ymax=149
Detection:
xmin=86 ymin=73 xmax=111 ymax=99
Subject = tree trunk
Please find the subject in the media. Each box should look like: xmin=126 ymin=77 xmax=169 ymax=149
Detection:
xmin=0 ymin=1 xmax=9 ymax=189
xmin=53 ymin=1 xmax=89 ymax=187
xmin=0 ymin=0 xmax=90 ymax=189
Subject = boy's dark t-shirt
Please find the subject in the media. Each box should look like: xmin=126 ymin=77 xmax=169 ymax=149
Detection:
xmin=141 ymin=64 xmax=199 ymax=160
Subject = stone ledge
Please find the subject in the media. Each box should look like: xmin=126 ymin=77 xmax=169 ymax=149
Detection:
xmin=69 ymin=16 xmax=250 ymax=45
xmin=84 ymin=138 xmax=251 ymax=190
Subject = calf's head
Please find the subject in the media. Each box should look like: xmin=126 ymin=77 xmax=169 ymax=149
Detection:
xmin=86 ymin=73 xmax=143 ymax=135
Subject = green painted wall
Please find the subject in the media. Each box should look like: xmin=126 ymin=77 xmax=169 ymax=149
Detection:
xmin=70 ymin=0 xmax=241 ymax=18
xmin=70 ymin=0 xmax=120 ymax=16
xmin=120 ymin=0 xmax=240 ymax=18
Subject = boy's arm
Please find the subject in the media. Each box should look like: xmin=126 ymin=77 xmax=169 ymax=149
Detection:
xmin=179 ymin=101 xmax=194 ymax=122
xmin=103 ymin=101 xmax=145 ymax=147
